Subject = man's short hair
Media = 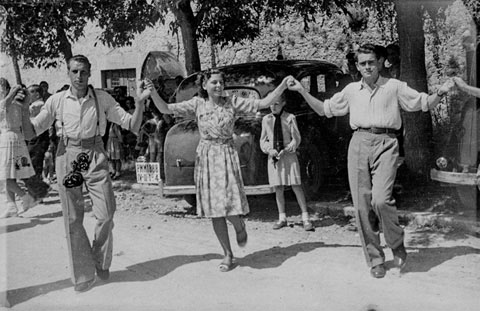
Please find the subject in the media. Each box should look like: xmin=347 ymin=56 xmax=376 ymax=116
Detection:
xmin=28 ymin=84 xmax=44 ymax=98
xmin=67 ymin=55 xmax=91 ymax=71
xmin=355 ymin=44 xmax=380 ymax=61
xmin=39 ymin=81 xmax=49 ymax=88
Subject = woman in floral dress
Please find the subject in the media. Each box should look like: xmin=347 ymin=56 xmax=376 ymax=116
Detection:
xmin=150 ymin=70 xmax=293 ymax=271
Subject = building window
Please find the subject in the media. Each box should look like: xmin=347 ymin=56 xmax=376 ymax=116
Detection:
xmin=101 ymin=69 xmax=136 ymax=96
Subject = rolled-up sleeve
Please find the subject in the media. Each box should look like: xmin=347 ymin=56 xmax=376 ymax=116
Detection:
xmin=324 ymin=88 xmax=350 ymax=118
xmin=31 ymin=96 xmax=57 ymax=136
xmin=103 ymin=92 xmax=132 ymax=130
xmin=232 ymin=96 xmax=260 ymax=114
xmin=168 ymin=97 xmax=199 ymax=118
xmin=397 ymin=80 xmax=429 ymax=112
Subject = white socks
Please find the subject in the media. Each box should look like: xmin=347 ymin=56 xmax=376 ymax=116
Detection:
xmin=279 ymin=213 xmax=287 ymax=222
xmin=302 ymin=212 xmax=309 ymax=222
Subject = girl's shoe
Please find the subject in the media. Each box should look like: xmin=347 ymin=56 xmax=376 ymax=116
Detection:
xmin=0 ymin=202 xmax=18 ymax=218
xmin=273 ymin=220 xmax=288 ymax=230
xmin=303 ymin=220 xmax=315 ymax=231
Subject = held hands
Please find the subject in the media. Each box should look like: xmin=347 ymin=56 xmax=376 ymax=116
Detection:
xmin=438 ymin=78 xmax=455 ymax=95
xmin=136 ymin=79 xmax=155 ymax=103
xmin=452 ymin=77 xmax=468 ymax=91
xmin=281 ymin=75 xmax=296 ymax=90
xmin=268 ymin=149 xmax=279 ymax=158
xmin=286 ymin=78 xmax=304 ymax=92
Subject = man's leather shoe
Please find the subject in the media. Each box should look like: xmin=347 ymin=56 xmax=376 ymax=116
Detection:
xmin=370 ymin=264 xmax=386 ymax=278
xmin=74 ymin=278 xmax=95 ymax=293
xmin=96 ymin=268 xmax=110 ymax=281
xmin=393 ymin=244 xmax=407 ymax=269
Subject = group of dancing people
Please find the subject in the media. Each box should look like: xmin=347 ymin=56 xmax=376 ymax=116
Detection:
xmin=1 ymin=43 xmax=478 ymax=293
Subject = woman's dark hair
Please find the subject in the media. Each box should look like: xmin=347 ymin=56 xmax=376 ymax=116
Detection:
xmin=195 ymin=69 xmax=225 ymax=99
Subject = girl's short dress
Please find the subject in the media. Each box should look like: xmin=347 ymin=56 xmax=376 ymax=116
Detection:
xmin=168 ymin=96 xmax=259 ymax=218
xmin=0 ymin=100 xmax=35 ymax=180
xmin=260 ymin=112 xmax=302 ymax=186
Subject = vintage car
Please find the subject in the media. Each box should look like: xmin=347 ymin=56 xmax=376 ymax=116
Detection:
xmin=160 ymin=60 xmax=351 ymax=204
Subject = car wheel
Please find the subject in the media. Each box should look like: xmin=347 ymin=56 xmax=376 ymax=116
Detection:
xmin=298 ymin=144 xmax=324 ymax=200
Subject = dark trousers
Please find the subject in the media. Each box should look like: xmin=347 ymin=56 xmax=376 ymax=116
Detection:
xmin=28 ymin=131 xmax=50 ymax=178
xmin=348 ymin=131 xmax=404 ymax=267
xmin=56 ymin=136 xmax=116 ymax=285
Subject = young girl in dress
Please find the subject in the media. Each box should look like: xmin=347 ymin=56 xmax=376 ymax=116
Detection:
xmin=0 ymin=78 xmax=36 ymax=218
xmin=260 ymin=92 xmax=314 ymax=231
xmin=149 ymin=70 xmax=294 ymax=271
xmin=107 ymin=123 xmax=123 ymax=180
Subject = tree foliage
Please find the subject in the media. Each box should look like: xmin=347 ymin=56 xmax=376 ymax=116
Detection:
xmin=0 ymin=0 xmax=159 ymax=69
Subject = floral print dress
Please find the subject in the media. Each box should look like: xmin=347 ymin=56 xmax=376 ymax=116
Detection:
xmin=168 ymin=96 xmax=259 ymax=217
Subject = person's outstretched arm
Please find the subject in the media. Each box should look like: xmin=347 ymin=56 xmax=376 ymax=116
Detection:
xmin=150 ymin=85 xmax=174 ymax=115
xmin=130 ymin=79 xmax=155 ymax=134
xmin=287 ymin=78 xmax=326 ymax=116
xmin=453 ymin=77 xmax=480 ymax=98
xmin=257 ymin=76 xmax=294 ymax=110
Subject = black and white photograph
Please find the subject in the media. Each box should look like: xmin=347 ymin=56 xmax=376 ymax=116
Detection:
xmin=0 ymin=0 xmax=479 ymax=310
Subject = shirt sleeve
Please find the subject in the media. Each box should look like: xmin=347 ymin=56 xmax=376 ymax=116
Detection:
xmin=287 ymin=114 xmax=301 ymax=151
xmin=31 ymin=95 xmax=57 ymax=136
xmin=231 ymin=95 xmax=260 ymax=114
xmin=102 ymin=91 xmax=132 ymax=130
xmin=167 ymin=97 xmax=199 ymax=118
xmin=396 ymin=80 xmax=429 ymax=112
xmin=323 ymin=86 xmax=350 ymax=118
xmin=260 ymin=116 xmax=272 ymax=154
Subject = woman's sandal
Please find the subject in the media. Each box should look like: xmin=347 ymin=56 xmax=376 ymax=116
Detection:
xmin=236 ymin=219 xmax=248 ymax=247
xmin=218 ymin=257 xmax=234 ymax=272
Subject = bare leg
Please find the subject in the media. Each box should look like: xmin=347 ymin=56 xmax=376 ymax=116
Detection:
xmin=211 ymin=217 xmax=233 ymax=270
xmin=292 ymin=185 xmax=308 ymax=213
xmin=275 ymin=185 xmax=286 ymax=215
xmin=6 ymin=179 xmax=26 ymax=200
xmin=226 ymin=215 xmax=247 ymax=247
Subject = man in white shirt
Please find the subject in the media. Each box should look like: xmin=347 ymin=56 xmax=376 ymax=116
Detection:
xmin=27 ymin=84 xmax=49 ymax=180
xmin=288 ymin=44 xmax=454 ymax=278
xmin=20 ymin=55 xmax=153 ymax=292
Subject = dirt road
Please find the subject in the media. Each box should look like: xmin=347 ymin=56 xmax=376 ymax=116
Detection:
xmin=1 ymin=185 xmax=480 ymax=311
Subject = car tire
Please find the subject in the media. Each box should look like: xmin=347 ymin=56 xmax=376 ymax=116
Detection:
xmin=298 ymin=144 xmax=324 ymax=200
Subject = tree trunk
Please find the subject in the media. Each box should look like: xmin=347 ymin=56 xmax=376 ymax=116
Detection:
xmin=57 ymin=27 xmax=73 ymax=61
xmin=171 ymin=0 xmax=201 ymax=74
xmin=12 ymin=53 xmax=22 ymax=85
xmin=395 ymin=0 xmax=432 ymax=178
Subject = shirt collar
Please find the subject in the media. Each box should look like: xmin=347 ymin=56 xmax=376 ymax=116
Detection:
xmin=358 ymin=75 xmax=389 ymax=90
xmin=65 ymin=86 xmax=94 ymax=100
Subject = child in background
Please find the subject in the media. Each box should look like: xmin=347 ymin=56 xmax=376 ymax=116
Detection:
xmin=107 ymin=123 xmax=123 ymax=179
xmin=43 ymin=144 xmax=55 ymax=183
xmin=0 ymin=78 xmax=36 ymax=218
xmin=260 ymin=92 xmax=314 ymax=231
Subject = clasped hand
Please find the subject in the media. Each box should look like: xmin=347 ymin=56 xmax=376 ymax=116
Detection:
xmin=137 ymin=79 xmax=155 ymax=103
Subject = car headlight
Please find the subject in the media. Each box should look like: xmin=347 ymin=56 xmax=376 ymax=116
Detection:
xmin=436 ymin=157 xmax=448 ymax=170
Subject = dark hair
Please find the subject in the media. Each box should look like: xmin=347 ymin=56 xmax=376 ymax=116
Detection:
xmin=39 ymin=81 xmax=49 ymax=88
xmin=355 ymin=44 xmax=379 ymax=61
xmin=0 ymin=77 xmax=11 ymax=94
xmin=374 ymin=45 xmax=387 ymax=60
xmin=196 ymin=69 xmax=225 ymax=99
xmin=28 ymin=84 xmax=44 ymax=98
xmin=67 ymin=55 xmax=91 ymax=71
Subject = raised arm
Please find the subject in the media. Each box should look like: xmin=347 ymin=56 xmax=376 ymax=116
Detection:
xmin=130 ymin=79 xmax=154 ymax=134
xmin=256 ymin=76 xmax=293 ymax=110
xmin=453 ymin=77 xmax=480 ymax=98
xmin=288 ymin=78 xmax=326 ymax=116
xmin=149 ymin=84 xmax=174 ymax=114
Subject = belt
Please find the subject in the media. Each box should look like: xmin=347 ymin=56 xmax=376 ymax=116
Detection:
xmin=60 ymin=135 xmax=103 ymax=148
xmin=356 ymin=127 xmax=399 ymax=134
